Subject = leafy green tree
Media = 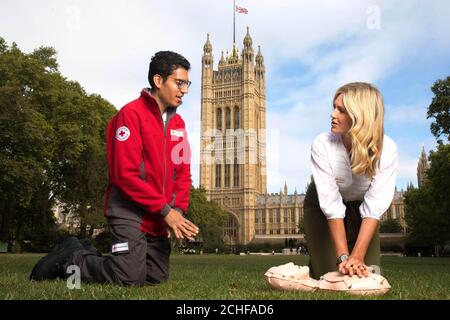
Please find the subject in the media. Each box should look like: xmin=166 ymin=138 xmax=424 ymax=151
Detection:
xmin=427 ymin=76 xmax=450 ymax=142
xmin=51 ymin=87 xmax=115 ymax=237
xmin=404 ymin=187 xmax=437 ymax=246
xmin=0 ymin=42 xmax=55 ymax=241
xmin=298 ymin=222 xmax=305 ymax=234
xmin=404 ymin=135 xmax=450 ymax=253
xmin=404 ymin=77 xmax=450 ymax=255
xmin=187 ymin=186 xmax=228 ymax=251
xmin=0 ymin=37 xmax=116 ymax=243
xmin=379 ymin=218 xmax=403 ymax=233
xmin=425 ymin=144 xmax=450 ymax=245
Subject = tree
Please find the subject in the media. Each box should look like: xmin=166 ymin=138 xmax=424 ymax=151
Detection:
xmin=51 ymin=87 xmax=115 ymax=237
xmin=404 ymin=187 xmax=436 ymax=246
xmin=0 ymin=37 xmax=116 ymax=244
xmin=379 ymin=218 xmax=403 ymax=233
xmin=425 ymin=144 xmax=450 ymax=245
xmin=0 ymin=41 xmax=55 ymax=241
xmin=187 ymin=186 xmax=228 ymax=251
xmin=298 ymin=222 xmax=305 ymax=234
xmin=403 ymin=77 xmax=450 ymax=256
xmin=404 ymin=143 xmax=450 ymax=254
xmin=427 ymin=76 xmax=450 ymax=143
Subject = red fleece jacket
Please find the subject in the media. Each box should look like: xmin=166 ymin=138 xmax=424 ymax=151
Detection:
xmin=104 ymin=89 xmax=191 ymax=235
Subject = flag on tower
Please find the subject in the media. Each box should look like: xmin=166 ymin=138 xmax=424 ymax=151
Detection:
xmin=235 ymin=5 xmax=248 ymax=14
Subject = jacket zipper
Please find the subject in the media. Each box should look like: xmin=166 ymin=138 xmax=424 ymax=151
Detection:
xmin=161 ymin=112 xmax=174 ymax=194
xmin=164 ymin=128 xmax=167 ymax=194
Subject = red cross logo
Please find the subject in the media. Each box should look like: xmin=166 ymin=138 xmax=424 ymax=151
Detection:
xmin=116 ymin=126 xmax=130 ymax=141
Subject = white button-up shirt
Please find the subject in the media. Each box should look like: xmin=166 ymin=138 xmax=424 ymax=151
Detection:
xmin=310 ymin=132 xmax=398 ymax=220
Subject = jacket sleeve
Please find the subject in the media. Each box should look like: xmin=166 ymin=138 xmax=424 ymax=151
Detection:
xmin=107 ymin=108 xmax=170 ymax=216
xmin=170 ymin=121 xmax=192 ymax=214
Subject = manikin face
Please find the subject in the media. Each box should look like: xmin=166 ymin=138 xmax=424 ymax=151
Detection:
xmin=153 ymin=67 xmax=190 ymax=109
xmin=331 ymin=93 xmax=352 ymax=135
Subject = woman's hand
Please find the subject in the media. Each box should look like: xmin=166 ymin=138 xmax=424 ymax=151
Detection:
xmin=338 ymin=255 xmax=369 ymax=278
xmin=338 ymin=218 xmax=379 ymax=277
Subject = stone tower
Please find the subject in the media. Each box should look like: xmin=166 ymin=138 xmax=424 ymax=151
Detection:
xmin=200 ymin=28 xmax=267 ymax=244
xmin=417 ymin=146 xmax=429 ymax=188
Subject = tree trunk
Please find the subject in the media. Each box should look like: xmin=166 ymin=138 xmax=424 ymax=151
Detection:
xmin=40 ymin=187 xmax=50 ymax=229
xmin=0 ymin=202 xmax=5 ymax=242
xmin=0 ymin=201 xmax=15 ymax=242
xmin=15 ymin=213 xmax=23 ymax=241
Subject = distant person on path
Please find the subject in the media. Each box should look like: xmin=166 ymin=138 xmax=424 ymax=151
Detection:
xmin=30 ymin=51 xmax=199 ymax=285
xmin=304 ymin=82 xmax=398 ymax=279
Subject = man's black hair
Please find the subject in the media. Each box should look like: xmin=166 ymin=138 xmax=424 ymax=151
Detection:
xmin=148 ymin=51 xmax=191 ymax=90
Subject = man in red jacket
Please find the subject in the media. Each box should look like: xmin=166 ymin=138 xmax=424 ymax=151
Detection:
xmin=30 ymin=51 xmax=199 ymax=285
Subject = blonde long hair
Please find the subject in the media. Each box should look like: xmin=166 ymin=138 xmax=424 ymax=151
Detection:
xmin=334 ymin=82 xmax=384 ymax=178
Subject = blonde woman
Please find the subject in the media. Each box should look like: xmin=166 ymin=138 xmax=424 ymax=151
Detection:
xmin=304 ymin=82 xmax=398 ymax=279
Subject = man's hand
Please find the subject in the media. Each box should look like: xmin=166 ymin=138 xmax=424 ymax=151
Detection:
xmin=164 ymin=209 xmax=199 ymax=241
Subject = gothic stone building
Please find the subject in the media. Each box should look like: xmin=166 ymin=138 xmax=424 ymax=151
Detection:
xmin=199 ymin=28 xmax=412 ymax=245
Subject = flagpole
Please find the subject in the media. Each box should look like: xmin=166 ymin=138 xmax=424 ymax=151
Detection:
xmin=233 ymin=0 xmax=236 ymax=44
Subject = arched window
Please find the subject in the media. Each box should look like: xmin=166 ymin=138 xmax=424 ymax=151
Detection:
xmin=224 ymin=216 xmax=238 ymax=240
xmin=234 ymin=107 xmax=240 ymax=129
xmin=225 ymin=107 xmax=231 ymax=129
xmin=215 ymin=164 xmax=221 ymax=188
xmin=217 ymin=108 xmax=222 ymax=131
xmin=233 ymin=158 xmax=239 ymax=187
xmin=225 ymin=164 xmax=230 ymax=187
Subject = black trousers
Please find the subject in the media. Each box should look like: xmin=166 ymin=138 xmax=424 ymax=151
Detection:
xmin=303 ymin=181 xmax=380 ymax=280
xmin=68 ymin=217 xmax=171 ymax=286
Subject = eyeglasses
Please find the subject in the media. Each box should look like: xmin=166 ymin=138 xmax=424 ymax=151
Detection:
xmin=171 ymin=78 xmax=192 ymax=90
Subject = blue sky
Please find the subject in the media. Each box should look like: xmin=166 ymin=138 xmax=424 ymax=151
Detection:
xmin=1 ymin=0 xmax=449 ymax=194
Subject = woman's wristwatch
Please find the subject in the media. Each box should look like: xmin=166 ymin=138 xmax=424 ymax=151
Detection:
xmin=336 ymin=253 xmax=349 ymax=266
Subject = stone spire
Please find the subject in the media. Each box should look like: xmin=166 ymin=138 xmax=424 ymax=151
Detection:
xmin=417 ymin=145 xmax=429 ymax=188
xmin=256 ymin=45 xmax=264 ymax=65
xmin=255 ymin=45 xmax=265 ymax=83
xmin=202 ymin=33 xmax=213 ymax=67
xmin=406 ymin=181 xmax=414 ymax=191
xmin=203 ymin=33 xmax=212 ymax=53
xmin=219 ymin=50 xmax=225 ymax=66
xmin=242 ymin=26 xmax=254 ymax=63
xmin=228 ymin=43 xmax=239 ymax=64
xmin=200 ymin=33 xmax=214 ymax=190
xmin=243 ymin=26 xmax=253 ymax=49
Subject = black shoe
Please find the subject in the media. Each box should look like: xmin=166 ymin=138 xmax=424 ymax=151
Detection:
xmin=29 ymin=237 xmax=83 ymax=281
xmin=80 ymin=238 xmax=102 ymax=257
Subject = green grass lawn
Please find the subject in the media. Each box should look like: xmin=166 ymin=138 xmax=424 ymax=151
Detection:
xmin=0 ymin=254 xmax=449 ymax=300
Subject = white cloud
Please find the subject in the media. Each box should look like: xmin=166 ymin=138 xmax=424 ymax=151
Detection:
xmin=1 ymin=0 xmax=448 ymax=192
xmin=385 ymin=103 xmax=430 ymax=124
